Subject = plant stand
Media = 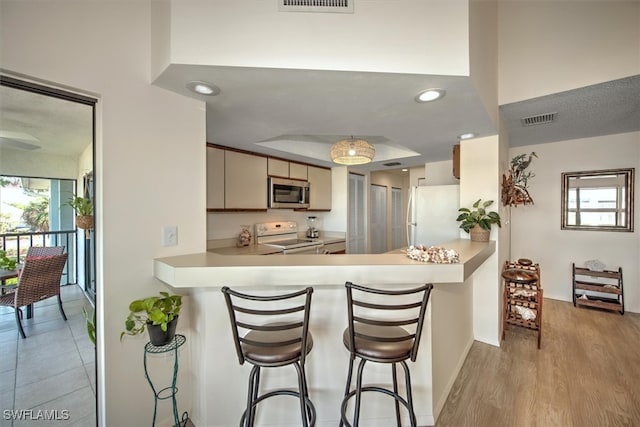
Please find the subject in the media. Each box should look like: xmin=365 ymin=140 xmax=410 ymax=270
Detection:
xmin=501 ymin=260 xmax=543 ymax=349
xmin=144 ymin=334 xmax=188 ymax=426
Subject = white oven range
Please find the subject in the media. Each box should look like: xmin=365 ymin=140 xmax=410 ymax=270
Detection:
xmin=255 ymin=221 xmax=325 ymax=254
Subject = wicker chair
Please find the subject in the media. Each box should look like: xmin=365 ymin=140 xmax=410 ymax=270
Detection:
xmin=0 ymin=253 xmax=68 ymax=338
xmin=26 ymin=246 xmax=64 ymax=257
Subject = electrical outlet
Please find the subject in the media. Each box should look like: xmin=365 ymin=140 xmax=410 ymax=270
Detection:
xmin=162 ymin=225 xmax=178 ymax=246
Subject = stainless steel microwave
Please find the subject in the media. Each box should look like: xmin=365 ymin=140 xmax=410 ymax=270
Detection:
xmin=268 ymin=177 xmax=310 ymax=209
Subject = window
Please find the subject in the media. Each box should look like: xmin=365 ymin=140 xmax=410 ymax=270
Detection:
xmin=561 ymin=168 xmax=634 ymax=231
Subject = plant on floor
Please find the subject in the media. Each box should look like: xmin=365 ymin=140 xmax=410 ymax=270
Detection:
xmin=0 ymin=249 xmax=17 ymax=270
xmin=120 ymin=291 xmax=182 ymax=342
xmin=456 ymin=199 xmax=502 ymax=232
xmin=83 ymin=306 xmax=96 ymax=346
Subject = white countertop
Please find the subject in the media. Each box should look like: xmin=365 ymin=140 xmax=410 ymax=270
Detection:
xmin=208 ymin=236 xmax=346 ymax=255
xmin=154 ymin=239 xmax=495 ymax=288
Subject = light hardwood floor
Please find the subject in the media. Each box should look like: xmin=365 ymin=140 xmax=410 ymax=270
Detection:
xmin=437 ymin=298 xmax=640 ymax=427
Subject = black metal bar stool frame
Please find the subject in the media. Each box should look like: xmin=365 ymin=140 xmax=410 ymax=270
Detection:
xmin=340 ymin=282 xmax=433 ymax=427
xmin=222 ymin=286 xmax=316 ymax=427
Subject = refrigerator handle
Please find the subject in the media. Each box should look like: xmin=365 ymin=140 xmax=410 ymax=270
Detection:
xmin=406 ymin=187 xmax=414 ymax=246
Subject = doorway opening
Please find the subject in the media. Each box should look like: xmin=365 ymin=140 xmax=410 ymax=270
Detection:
xmin=0 ymin=74 xmax=98 ymax=425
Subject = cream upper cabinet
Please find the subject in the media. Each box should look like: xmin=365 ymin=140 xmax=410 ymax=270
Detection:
xmin=268 ymin=158 xmax=289 ymax=178
xmin=307 ymin=166 xmax=331 ymax=210
xmin=225 ymin=150 xmax=268 ymax=209
xmin=206 ymin=146 xmax=225 ymax=209
xmin=289 ymin=162 xmax=308 ymax=180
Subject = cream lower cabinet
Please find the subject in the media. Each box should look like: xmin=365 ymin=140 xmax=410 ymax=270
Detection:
xmin=206 ymin=146 xmax=225 ymax=209
xmin=224 ymin=150 xmax=268 ymax=210
xmin=308 ymin=165 xmax=331 ymax=210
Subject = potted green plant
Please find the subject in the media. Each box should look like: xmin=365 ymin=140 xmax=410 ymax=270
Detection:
xmin=67 ymin=195 xmax=94 ymax=230
xmin=120 ymin=291 xmax=182 ymax=346
xmin=0 ymin=249 xmax=18 ymax=270
xmin=83 ymin=306 xmax=96 ymax=346
xmin=456 ymin=199 xmax=502 ymax=242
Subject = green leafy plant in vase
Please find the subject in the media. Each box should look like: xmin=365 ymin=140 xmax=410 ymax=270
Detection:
xmin=121 ymin=291 xmax=182 ymax=346
xmin=456 ymin=199 xmax=501 ymax=242
xmin=67 ymin=195 xmax=94 ymax=230
xmin=83 ymin=307 xmax=96 ymax=346
xmin=0 ymin=249 xmax=18 ymax=270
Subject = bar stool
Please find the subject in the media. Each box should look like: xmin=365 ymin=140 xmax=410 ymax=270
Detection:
xmin=340 ymin=282 xmax=433 ymax=427
xmin=221 ymin=286 xmax=316 ymax=427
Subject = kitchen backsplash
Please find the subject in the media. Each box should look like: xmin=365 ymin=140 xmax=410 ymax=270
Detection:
xmin=207 ymin=210 xmax=329 ymax=241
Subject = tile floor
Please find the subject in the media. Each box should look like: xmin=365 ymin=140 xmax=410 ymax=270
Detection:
xmin=0 ymin=285 xmax=96 ymax=427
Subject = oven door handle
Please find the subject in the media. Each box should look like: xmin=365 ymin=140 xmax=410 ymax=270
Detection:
xmin=282 ymin=244 xmax=325 ymax=254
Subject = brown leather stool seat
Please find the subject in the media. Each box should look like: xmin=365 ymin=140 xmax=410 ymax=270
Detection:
xmin=340 ymin=282 xmax=433 ymax=427
xmin=243 ymin=327 xmax=314 ymax=365
xmin=342 ymin=324 xmax=412 ymax=361
xmin=222 ymin=287 xmax=316 ymax=427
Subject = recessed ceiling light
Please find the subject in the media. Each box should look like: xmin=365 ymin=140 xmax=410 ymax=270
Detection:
xmin=402 ymin=168 xmax=408 ymax=172
xmin=415 ymin=88 xmax=446 ymax=103
xmin=458 ymin=132 xmax=476 ymax=140
xmin=186 ymin=81 xmax=220 ymax=96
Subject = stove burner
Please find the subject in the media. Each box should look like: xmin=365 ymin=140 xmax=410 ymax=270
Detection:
xmin=255 ymin=221 xmax=324 ymax=251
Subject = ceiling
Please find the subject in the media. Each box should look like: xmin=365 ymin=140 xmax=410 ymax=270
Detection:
xmin=1 ymin=68 xmax=638 ymax=172
xmin=153 ymin=64 xmax=498 ymax=171
xmin=0 ymin=84 xmax=93 ymax=157
xmin=501 ymin=75 xmax=640 ymax=148
xmin=157 ymin=68 xmax=640 ymax=170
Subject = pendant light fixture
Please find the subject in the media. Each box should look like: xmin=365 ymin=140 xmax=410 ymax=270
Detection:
xmin=330 ymin=137 xmax=375 ymax=165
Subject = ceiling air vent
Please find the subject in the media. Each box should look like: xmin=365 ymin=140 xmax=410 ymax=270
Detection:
xmin=520 ymin=112 xmax=557 ymax=127
xmin=383 ymin=162 xmax=402 ymax=167
xmin=279 ymin=0 xmax=354 ymax=13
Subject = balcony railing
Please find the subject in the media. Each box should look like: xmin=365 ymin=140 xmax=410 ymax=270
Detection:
xmin=1 ymin=229 xmax=78 ymax=286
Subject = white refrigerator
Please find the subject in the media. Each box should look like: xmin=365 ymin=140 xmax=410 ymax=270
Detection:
xmin=406 ymin=184 xmax=461 ymax=247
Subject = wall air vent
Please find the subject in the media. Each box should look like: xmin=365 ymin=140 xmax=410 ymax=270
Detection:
xmin=383 ymin=162 xmax=402 ymax=167
xmin=520 ymin=112 xmax=558 ymax=127
xmin=279 ymin=0 xmax=354 ymax=13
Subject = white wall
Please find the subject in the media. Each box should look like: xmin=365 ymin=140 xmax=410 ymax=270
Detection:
xmin=460 ymin=135 xmax=505 ymax=346
xmin=469 ymin=0 xmax=499 ymax=127
xmin=498 ymin=1 xmax=640 ymax=104
xmin=165 ymin=0 xmax=471 ymax=76
xmin=0 ymin=2 xmax=206 ymax=426
xmin=509 ymin=131 xmax=640 ymax=313
xmin=425 ymin=160 xmax=460 ymax=185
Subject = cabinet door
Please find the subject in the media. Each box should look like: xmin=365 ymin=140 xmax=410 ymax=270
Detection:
xmin=308 ymin=166 xmax=331 ymax=210
xmin=289 ymin=162 xmax=308 ymax=180
xmin=225 ymin=151 xmax=268 ymax=209
xmin=268 ymin=158 xmax=289 ymax=178
xmin=452 ymin=144 xmax=460 ymax=179
xmin=206 ymin=146 xmax=225 ymax=209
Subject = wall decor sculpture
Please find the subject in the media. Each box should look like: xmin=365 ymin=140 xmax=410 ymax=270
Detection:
xmin=502 ymin=152 xmax=537 ymax=206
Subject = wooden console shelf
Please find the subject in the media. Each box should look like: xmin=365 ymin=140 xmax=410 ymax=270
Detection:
xmin=502 ymin=260 xmax=542 ymax=349
xmin=572 ymin=263 xmax=624 ymax=315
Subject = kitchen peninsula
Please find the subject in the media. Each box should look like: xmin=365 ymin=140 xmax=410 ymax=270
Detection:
xmin=154 ymin=239 xmax=495 ymax=426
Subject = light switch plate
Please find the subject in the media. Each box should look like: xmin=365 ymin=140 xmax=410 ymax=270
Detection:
xmin=162 ymin=225 xmax=178 ymax=246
